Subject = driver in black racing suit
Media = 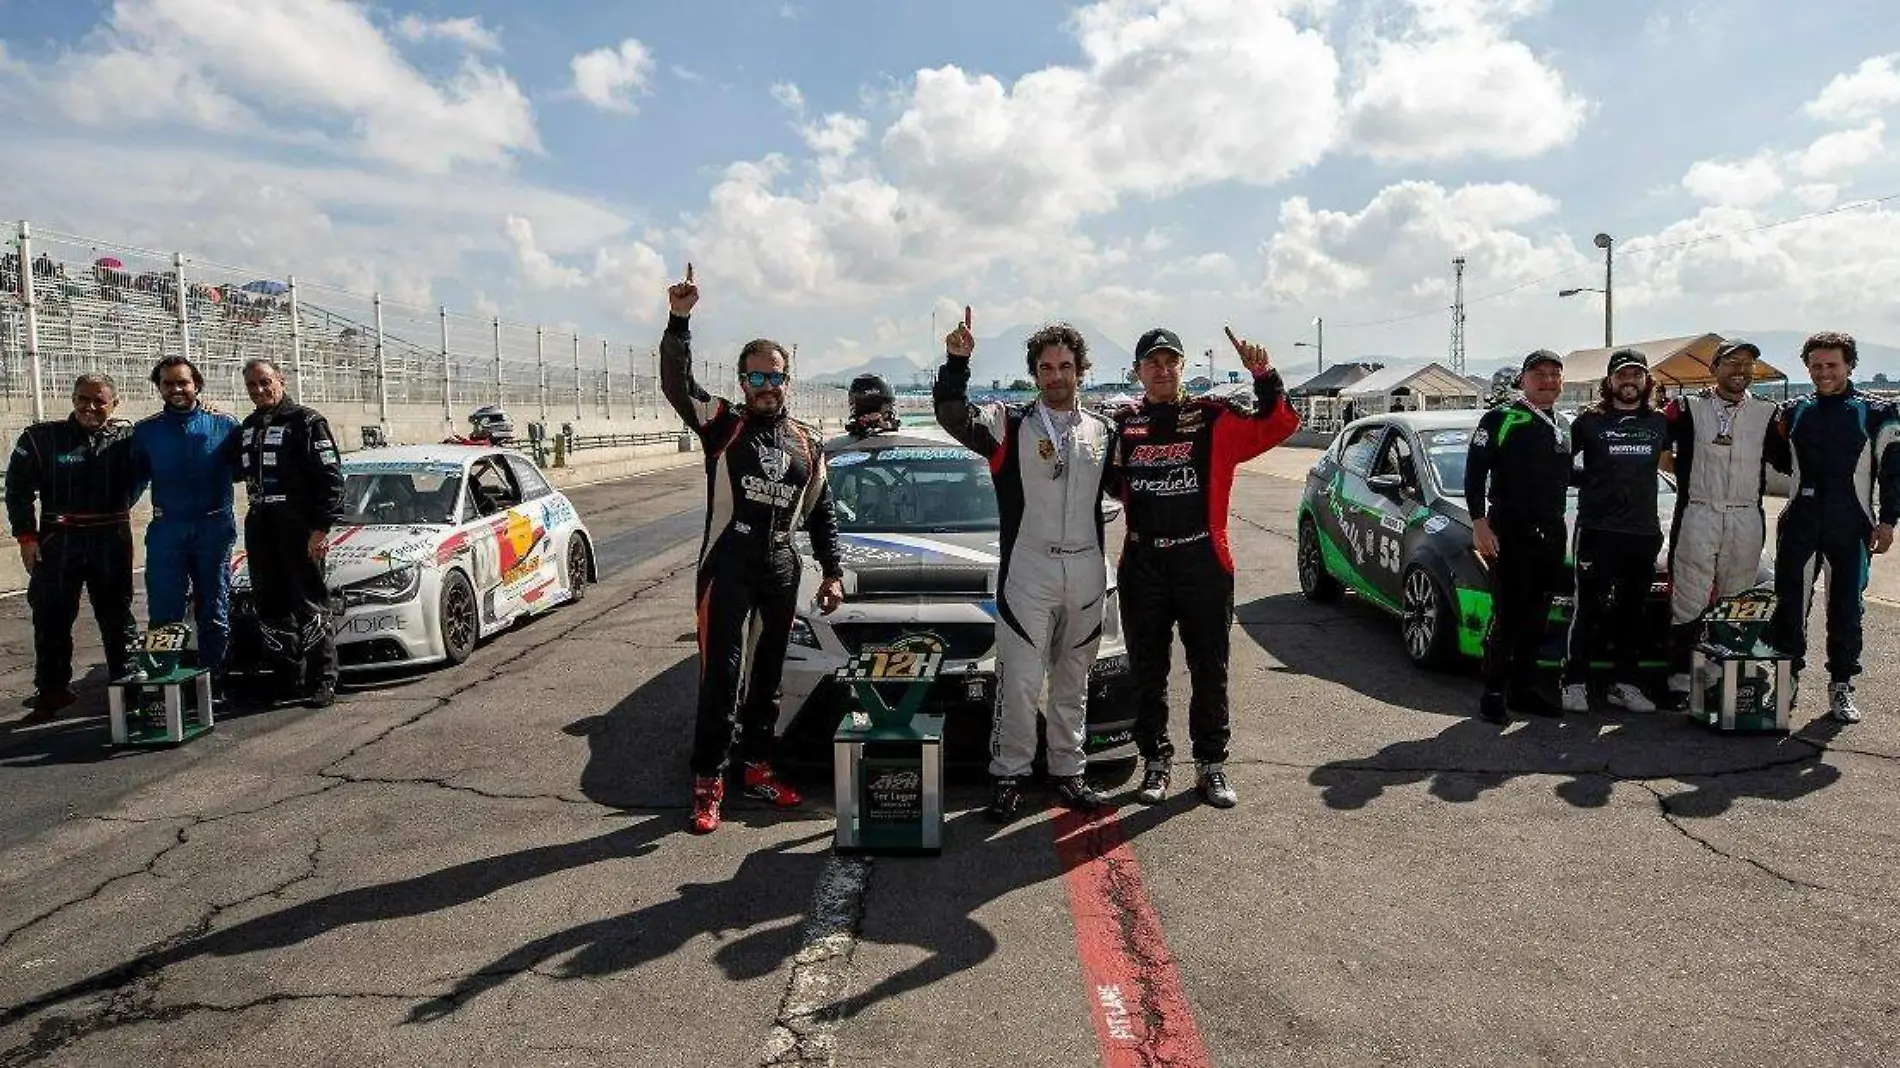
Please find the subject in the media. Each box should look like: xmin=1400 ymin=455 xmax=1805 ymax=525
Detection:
xmin=659 ymin=264 xmax=846 ymax=834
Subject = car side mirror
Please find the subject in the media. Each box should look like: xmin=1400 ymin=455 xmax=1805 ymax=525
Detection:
xmin=1366 ymin=472 xmax=1405 ymax=496
xmin=1100 ymin=498 xmax=1124 ymax=524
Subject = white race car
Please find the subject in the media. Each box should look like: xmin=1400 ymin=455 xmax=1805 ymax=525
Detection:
xmin=776 ymin=422 xmax=1136 ymax=764
xmin=229 ymin=444 xmax=595 ymax=673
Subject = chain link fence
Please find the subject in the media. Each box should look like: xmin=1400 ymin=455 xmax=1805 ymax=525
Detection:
xmin=0 ymin=221 xmax=846 ymax=453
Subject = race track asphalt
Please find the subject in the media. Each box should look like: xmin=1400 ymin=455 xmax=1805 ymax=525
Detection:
xmin=1 ymin=451 xmax=1896 ymax=1067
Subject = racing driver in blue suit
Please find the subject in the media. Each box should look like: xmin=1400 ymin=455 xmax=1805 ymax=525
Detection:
xmin=131 ymin=355 xmax=242 ymax=683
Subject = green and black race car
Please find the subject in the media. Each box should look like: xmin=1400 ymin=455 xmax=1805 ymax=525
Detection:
xmin=1294 ymin=410 xmax=1765 ymax=673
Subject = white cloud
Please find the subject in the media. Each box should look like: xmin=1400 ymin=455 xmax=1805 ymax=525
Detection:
xmin=1343 ymin=0 xmax=1589 ymax=161
xmin=1804 ymin=54 xmax=1900 ymax=125
xmin=393 ymin=14 xmax=501 ymax=54
xmin=12 ymin=0 xmax=538 ymax=173
xmin=770 ymin=82 xmax=806 ymax=114
xmin=505 ymin=216 xmax=589 ymax=289
xmin=1791 ymin=183 xmax=1842 ymax=210
xmin=780 ymin=3 xmax=804 ymax=19
xmin=506 ymin=214 xmax=671 ymax=324
xmin=672 ymin=65 xmax=705 ymax=84
xmin=570 ymin=39 xmax=656 ymax=114
xmin=1623 ymin=201 xmax=1900 ymax=317
xmin=1263 ymin=180 xmax=1578 ymax=305
xmin=1795 ymin=119 xmax=1885 ymax=179
xmin=1681 ymin=154 xmax=1784 ymax=207
xmin=801 ymin=113 xmax=869 ymax=159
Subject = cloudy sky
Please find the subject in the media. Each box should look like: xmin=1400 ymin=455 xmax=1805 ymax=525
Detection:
xmin=3 ymin=0 xmax=1897 ymax=382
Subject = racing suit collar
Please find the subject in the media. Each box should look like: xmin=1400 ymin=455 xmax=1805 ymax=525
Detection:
xmin=743 ymin=405 xmax=788 ymax=427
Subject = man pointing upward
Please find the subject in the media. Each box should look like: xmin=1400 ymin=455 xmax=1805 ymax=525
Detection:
xmin=935 ymin=307 xmax=1119 ymax=822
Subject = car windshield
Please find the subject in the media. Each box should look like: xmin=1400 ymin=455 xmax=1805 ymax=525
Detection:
xmin=338 ymin=469 xmax=463 ymax=526
xmin=1421 ymin=426 xmax=1677 ymax=502
xmin=826 ymin=445 xmax=999 ymax=533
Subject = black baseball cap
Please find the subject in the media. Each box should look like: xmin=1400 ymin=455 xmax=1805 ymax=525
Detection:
xmin=1521 ymin=349 xmax=1563 ymax=373
xmin=1606 ymin=348 xmax=1649 ymax=374
xmin=1714 ymin=338 xmax=1761 ymax=363
xmin=1134 ymin=328 xmax=1185 ymax=364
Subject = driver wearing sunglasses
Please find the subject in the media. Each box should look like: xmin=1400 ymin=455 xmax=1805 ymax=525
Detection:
xmin=658 ymin=264 xmax=846 ymax=835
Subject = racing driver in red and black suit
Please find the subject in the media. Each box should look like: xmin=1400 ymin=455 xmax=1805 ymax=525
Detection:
xmin=659 ymin=264 xmax=847 ymax=835
xmin=1107 ymin=326 xmax=1300 ymax=809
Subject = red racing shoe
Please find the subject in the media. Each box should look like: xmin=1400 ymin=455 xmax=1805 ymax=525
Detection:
xmin=742 ymin=762 xmax=803 ymax=808
xmin=689 ymin=776 xmax=724 ymax=834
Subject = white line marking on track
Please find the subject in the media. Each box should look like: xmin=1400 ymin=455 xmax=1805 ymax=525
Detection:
xmin=759 ymin=853 xmax=870 ymax=1066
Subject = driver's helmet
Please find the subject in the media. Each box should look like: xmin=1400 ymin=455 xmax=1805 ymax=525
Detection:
xmin=468 ymin=405 xmax=515 ymax=444
xmin=848 ymin=374 xmax=895 ymax=419
xmin=1484 ymin=367 xmax=1521 ymax=409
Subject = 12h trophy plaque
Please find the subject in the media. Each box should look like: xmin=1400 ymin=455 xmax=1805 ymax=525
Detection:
xmin=833 ymin=633 xmax=947 ymax=855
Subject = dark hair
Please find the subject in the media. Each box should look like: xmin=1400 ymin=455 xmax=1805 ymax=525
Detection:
xmin=1800 ymin=330 xmax=1858 ymax=369
xmin=1596 ymin=374 xmax=1653 ymax=415
xmin=149 ymin=354 xmax=204 ymax=389
xmin=736 ymin=339 xmax=790 ymax=374
xmin=1024 ymin=322 xmax=1090 ymax=376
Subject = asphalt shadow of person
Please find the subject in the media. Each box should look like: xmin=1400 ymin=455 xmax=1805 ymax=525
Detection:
xmin=1232 ymin=593 xmax=1843 ymax=818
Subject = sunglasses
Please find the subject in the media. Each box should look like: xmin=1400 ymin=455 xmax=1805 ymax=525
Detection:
xmin=741 ymin=371 xmax=790 ymax=389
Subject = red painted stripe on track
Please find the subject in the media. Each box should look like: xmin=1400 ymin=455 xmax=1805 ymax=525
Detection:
xmin=1053 ymin=807 xmax=1212 ymax=1068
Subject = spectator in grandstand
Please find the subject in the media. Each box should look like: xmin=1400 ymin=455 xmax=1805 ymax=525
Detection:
xmin=6 ymin=374 xmax=140 ymax=722
xmin=237 ymin=358 xmax=346 ymax=708
xmin=130 ymin=355 xmax=242 ymax=688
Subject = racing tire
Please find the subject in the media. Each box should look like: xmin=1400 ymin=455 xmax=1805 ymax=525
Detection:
xmin=1400 ymin=564 xmax=1456 ymax=671
xmin=440 ymin=570 xmax=479 ymax=666
xmin=1298 ymin=515 xmax=1343 ymax=604
xmin=564 ymin=534 xmax=594 ymax=604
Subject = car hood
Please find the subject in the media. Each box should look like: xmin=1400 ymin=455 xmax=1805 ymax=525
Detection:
xmin=229 ymin=524 xmax=450 ymax=590
xmin=795 ymin=529 xmax=1120 ymax=601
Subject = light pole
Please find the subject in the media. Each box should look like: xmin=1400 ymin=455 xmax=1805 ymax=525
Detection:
xmin=1559 ymin=233 xmax=1613 ymax=346
xmin=1293 ymin=315 xmax=1324 ymax=374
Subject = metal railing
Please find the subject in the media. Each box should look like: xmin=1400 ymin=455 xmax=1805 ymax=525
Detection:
xmin=0 ymin=220 xmax=848 ymax=437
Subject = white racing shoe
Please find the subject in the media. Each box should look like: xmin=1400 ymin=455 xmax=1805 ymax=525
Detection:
xmin=1607 ymin=683 xmax=1657 ymax=713
xmin=1560 ymin=683 xmax=1590 ymax=715
xmin=1830 ymin=683 xmax=1862 ymax=723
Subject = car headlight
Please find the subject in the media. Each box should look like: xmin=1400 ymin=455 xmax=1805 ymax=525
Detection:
xmin=341 ymin=564 xmax=422 ymax=606
xmin=789 ymin=615 xmax=821 ymax=649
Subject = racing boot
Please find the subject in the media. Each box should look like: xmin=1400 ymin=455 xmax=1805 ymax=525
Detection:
xmin=1477 ymin=691 xmax=1510 ymax=725
xmin=1666 ymin=672 xmax=1693 ymax=710
xmin=1196 ymin=763 xmax=1238 ymax=809
xmin=741 ymin=761 xmax=803 ymax=808
xmin=1134 ymin=758 xmax=1171 ymax=805
xmin=304 ymin=681 xmax=336 ymax=710
xmin=1052 ymin=775 xmax=1105 ymax=812
xmin=1560 ymin=683 xmax=1591 ymax=715
xmin=1830 ymin=682 xmax=1861 ymax=724
xmin=986 ymin=776 xmax=1026 ymax=823
xmin=19 ymin=688 xmax=77 ymax=724
xmin=689 ymin=776 xmax=724 ymax=834
xmin=1607 ymin=683 xmax=1656 ymax=713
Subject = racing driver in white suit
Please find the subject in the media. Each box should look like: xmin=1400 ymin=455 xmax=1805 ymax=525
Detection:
xmin=934 ymin=307 xmax=1117 ymax=823
xmin=1662 ymin=338 xmax=1778 ymax=704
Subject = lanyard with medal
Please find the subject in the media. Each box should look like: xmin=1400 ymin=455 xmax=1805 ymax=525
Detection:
xmin=1524 ymin=402 xmax=1567 ymax=453
xmin=1036 ymin=402 xmax=1070 ymax=479
xmin=1711 ymin=394 xmax=1744 ymax=447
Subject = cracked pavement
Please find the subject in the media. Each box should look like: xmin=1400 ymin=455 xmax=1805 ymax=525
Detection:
xmin=2 ymin=455 xmax=1898 ymax=1066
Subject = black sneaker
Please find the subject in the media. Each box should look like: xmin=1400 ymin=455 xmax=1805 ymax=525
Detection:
xmin=985 ymin=777 xmax=1026 ymax=823
xmin=304 ymin=682 xmax=336 ymax=709
xmin=1196 ymin=763 xmax=1238 ymax=809
xmin=1509 ymin=686 xmax=1562 ymax=718
xmin=1134 ymin=759 xmax=1171 ymax=805
xmin=1478 ymin=691 xmax=1510 ymax=724
xmin=1052 ymin=775 xmax=1105 ymax=811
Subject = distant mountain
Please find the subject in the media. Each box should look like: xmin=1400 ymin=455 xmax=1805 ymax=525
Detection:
xmin=807 ymin=318 xmax=1137 ymax=390
xmin=805 ymin=353 xmax=931 ymax=389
